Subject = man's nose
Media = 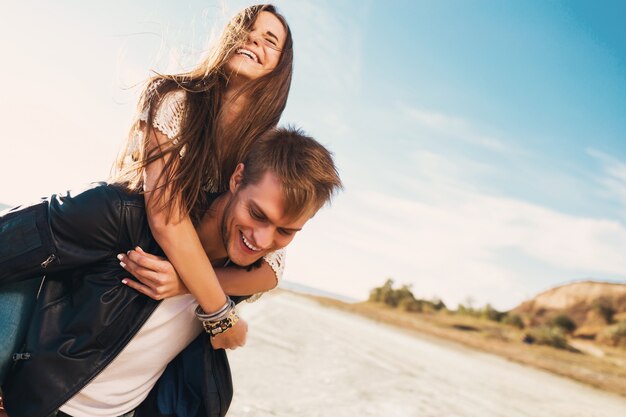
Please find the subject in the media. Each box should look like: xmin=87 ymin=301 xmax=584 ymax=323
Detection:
xmin=253 ymin=225 xmax=274 ymax=250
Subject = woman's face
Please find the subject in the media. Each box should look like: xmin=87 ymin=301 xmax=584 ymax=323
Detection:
xmin=226 ymin=11 xmax=287 ymax=81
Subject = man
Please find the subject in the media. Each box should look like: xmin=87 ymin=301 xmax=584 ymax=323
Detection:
xmin=0 ymin=127 xmax=342 ymax=417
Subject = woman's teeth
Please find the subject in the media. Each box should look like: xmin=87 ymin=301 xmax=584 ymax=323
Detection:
xmin=237 ymin=48 xmax=259 ymax=63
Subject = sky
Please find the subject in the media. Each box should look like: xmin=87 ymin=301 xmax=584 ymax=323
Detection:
xmin=1 ymin=0 xmax=625 ymax=310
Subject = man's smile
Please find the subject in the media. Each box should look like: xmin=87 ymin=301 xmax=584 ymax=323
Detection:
xmin=240 ymin=231 xmax=262 ymax=252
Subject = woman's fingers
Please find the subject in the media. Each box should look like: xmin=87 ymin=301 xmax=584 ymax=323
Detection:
xmin=118 ymin=254 xmax=160 ymax=284
xmin=122 ymin=278 xmax=163 ymax=300
xmin=135 ymin=246 xmax=165 ymax=261
xmin=124 ymin=249 xmax=167 ymax=272
xmin=118 ymin=250 xmax=186 ymax=298
xmin=119 ymin=250 xmax=172 ymax=276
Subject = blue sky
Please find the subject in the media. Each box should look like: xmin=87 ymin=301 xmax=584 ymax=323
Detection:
xmin=1 ymin=0 xmax=625 ymax=309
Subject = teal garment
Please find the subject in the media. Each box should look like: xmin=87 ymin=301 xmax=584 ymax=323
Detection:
xmin=0 ymin=278 xmax=41 ymax=386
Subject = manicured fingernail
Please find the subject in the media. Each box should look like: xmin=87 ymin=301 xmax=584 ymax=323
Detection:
xmin=127 ymin=250 xmax=131 ymax=255
xmin=121 ymin=279 xmax=127 ymax=284
xmin=117 ymin=254 xmax=124 ymax=261
xmin=120 ymin=262 xmax=126 ymax=268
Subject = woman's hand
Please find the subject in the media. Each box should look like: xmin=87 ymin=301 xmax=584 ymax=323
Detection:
xmin=118 ymin=246 xmax=189 ymax=300
xmin=210 ymin=318 xmax=248 ymax=350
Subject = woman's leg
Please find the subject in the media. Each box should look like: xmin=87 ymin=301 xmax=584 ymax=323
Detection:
xmin=0 ymin=278 xmax=41 ymax=386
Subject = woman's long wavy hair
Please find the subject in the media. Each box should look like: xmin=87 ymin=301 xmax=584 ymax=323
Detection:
xmin=112 ymin=4 xmax=293 ymax=223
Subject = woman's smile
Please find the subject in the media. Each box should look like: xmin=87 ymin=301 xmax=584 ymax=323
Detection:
xmin=226 ymin=11 xmax=286 ymax=81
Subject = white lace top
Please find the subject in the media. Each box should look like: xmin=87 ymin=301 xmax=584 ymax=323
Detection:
xmin=131 ymin=87 xmax=285 ymax=302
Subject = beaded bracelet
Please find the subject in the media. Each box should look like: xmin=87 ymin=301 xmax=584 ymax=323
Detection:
xmin=200 ymin=309 xmax=240 ymax=337
xmin=195 ymin=297 xmax=238 ymax=337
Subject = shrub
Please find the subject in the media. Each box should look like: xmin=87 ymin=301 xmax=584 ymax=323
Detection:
xmin=368 ymin=280 xmax=449 ymax=313
xmin=396 ymin=284 xmax=417 ymax=305
xmin=456 ymin=304 xmax=479 ymax=318
xmin=398 ymin=297 xmax=422 ymax=312
xmin=525 ymin=326 xmax=569 ymax=350
xmin=502 ymin=313 xmax=524 ymax=329
xmin=368 ymin=287 xmax=382 ymax=303
xmin=456 ymin=304 xmax=469 ymax=315
xmin=593 ymin=298 xmax=616 ymax=324
xmin=598 ymin=321 xmax=626 ymax=348
xmin=550 ymin=314 xmax=577 ymax=334
xmin=368 ymin=278 xmax=397 ymax=305
xmin=369 ymin=279 xmax=420 ymax=309
xmin=481 ymin=304 xmax=506 ymax=322
xmin=380 ymin=278 xmax=398 ymax=307
xmin=431 ymin=299 xmax=447 ymax=311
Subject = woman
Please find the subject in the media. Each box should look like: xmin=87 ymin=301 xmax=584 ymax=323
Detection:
xmin=114 ymin=2 xmax=293 ymax=318
xmin=0 ymin=3 xmax=293 ymax=388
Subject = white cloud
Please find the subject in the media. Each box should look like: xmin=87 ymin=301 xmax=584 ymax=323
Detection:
xmin=403 ymin=106 xmax=512 ymax=152
xmin=588 ymin=148 xmax=626 ymax=211
xmin=285 ymin=167 xmax=626 ymax=311
xmin=408 ymin=149 xmax=494 ymax=187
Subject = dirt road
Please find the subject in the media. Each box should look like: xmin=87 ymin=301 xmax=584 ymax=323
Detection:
xmin=228 ymin=292 xmax=626 ymax=417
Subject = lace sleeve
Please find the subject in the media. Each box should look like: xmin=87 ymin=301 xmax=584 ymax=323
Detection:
xmin=138 ymin=90 xmax=187 ymax=140
xmin=246 ymin=248 xmax=287 ymax=303
xmin=128 ymin=89 xmax=187 ymax=161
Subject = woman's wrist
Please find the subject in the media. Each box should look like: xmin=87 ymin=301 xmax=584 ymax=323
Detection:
xmin=195 ymin=297 xmax=240 ymax=337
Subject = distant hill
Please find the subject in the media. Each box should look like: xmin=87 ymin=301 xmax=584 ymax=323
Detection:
xmin=513 ymin=281 xmax=626 ymax=338
xmin=0 ymin=202 xmax=10 ymax=211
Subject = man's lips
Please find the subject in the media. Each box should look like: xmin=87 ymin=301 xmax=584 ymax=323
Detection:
xmin=240 ymin=231 xmax=261 ymax=253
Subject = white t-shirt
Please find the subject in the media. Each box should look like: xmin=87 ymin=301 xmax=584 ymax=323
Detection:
xmin=60 ymin=294 xmax=202 ymax=416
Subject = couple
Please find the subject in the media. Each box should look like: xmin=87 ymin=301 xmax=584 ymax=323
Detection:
xmin=0 ymin=4 xmax=341 ymax=417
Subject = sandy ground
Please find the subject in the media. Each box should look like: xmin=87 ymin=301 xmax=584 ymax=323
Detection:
xmin=228 ymin=291 xmax=626 ymax=417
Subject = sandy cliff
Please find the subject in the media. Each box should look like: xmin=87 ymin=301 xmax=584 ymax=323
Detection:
xmin=513 ymin=281 xmax=626 ymax=335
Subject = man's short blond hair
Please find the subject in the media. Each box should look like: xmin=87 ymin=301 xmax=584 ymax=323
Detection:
xmin=240 ymin=126 xmax=342 ymax=219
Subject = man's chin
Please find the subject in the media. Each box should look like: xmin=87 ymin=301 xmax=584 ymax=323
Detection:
xmin=227 ymin=252 xmax=264 ymax=268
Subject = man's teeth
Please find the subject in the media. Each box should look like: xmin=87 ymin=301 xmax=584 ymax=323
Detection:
xmin=242 ymin=233 xmax=261 ymax=251
xmin=237 ymin=48 xmax=259 ymax=63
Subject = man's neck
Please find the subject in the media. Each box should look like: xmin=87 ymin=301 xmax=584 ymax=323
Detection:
xmin=195 ymin=193 xmax=229 ymax=263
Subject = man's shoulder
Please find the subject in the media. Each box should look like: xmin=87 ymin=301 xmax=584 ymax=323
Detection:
xmin=47 ymin=183 xmax=146 ymax=233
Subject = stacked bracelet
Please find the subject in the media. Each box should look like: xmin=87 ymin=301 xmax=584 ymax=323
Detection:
xmin=195 ymin=297 xmax=239 ymax=337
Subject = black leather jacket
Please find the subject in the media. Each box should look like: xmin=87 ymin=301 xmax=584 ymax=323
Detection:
xmin=0 ymin=183 xmax=232 ymax=417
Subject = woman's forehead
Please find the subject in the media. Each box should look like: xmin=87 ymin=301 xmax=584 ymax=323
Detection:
xmin=253 ymin=11 xmax=287 ymax=46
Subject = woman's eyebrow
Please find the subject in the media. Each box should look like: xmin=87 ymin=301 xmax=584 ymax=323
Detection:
xmin=266 ymin=30 xmax=279 ymax=43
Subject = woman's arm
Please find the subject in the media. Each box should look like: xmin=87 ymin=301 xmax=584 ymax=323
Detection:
xmin=118 ymin=247 xmax=276 ymax=351
xmin=118 ymin=246 xmax=278 ymax=299
xmin=142 ymin=125 xmax=228 ymax=313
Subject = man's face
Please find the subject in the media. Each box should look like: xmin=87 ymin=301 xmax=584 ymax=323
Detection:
xmin=221 ymin=165 xmax=311 ymax=266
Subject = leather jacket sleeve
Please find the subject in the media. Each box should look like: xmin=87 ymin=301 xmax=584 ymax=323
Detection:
xmin=0 ymin=182 xmax=132 ymax=286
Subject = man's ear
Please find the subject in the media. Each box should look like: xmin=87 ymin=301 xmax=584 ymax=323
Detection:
xmin=229 ymin=163 xmax=245 ymax=192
